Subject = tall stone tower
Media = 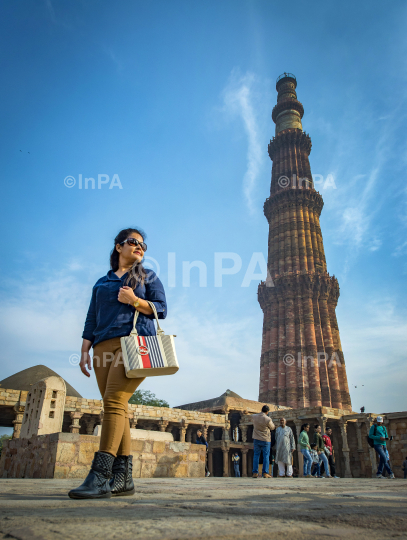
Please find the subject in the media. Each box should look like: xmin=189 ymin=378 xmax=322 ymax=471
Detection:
xmin=258 ymin=73 xmax=352 ymax=411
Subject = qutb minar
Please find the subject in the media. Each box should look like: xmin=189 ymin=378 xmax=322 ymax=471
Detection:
xmin=258 ymin=73 xmax=352 ymax=411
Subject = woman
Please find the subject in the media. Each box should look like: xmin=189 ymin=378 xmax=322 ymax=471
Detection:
xmin=68 ymin=227 xmax=167 ymax=499
xmin=299 ymin=423 xmax=312 ymax=477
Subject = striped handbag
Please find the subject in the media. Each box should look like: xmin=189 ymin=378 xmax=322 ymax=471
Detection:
xmin=121 ymin=300 xmax=179 ymax=378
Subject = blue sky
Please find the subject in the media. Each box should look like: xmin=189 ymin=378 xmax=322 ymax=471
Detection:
xmin=0 ymin=1 xmax=406 ymax=435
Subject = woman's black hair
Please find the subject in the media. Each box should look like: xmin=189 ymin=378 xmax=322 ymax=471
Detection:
xmin=110 ymin=227 xmax=147 ymax=289
xmin=300 ymin=423 xmax=309 ymax=432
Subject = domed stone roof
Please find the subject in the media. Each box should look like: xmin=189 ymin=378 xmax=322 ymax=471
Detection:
xmin=0 ymin=365 xmax=82 ymax=398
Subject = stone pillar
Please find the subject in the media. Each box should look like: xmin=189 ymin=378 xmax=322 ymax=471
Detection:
xmin=159 ymin=420 xmax=169 ymax=432
xmin=202 ymin=423 xmax=209 ymax=440
xmin=294 ymin=420 xmax=304 ymax=477
xmin=130 ymin=414 xmax=138 ymax=429
xmin=248 ymin=450 xmax=253 ymax=476
xmin=84 ymin=417 xmax=97 ymax=435
xmin=240 ymin=425 xmax=248 ymax=443
xmin=69 ymin=412 xmax=83 ymax=434
xmin=180 ymin=424 xmax=188 ymax=442
xmin=12 ymin=403 xmax=25 ymax=439
xmin=222 ymin=445 xmax=229 ymax=477
xmin=222 ymin=425 xmax=230 ymax=441
xmin=98 ymin=410 xmax=104 ymax=425
xmin=208 ymin=427 xmax=215 ymax=442
xmin=356 ymin=422 xmax=366 ymax=477
xmin=165 ymin=424 xmax=173 ymax=433
xmin=186 ymin=427 xmax=193 ymax=443
xmin=339 ymin=420 xmax=352 ymax=478
xmin=317 ymin=416 xmax=328 ymax=434
xmin=208 ymin=449 xmax=213 ymax=476
xmin=242 ymin=448 xmax=248 ymax=478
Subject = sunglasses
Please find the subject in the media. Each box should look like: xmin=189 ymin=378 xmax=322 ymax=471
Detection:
xmin=120 ymin=238 xmax=147 ymax=252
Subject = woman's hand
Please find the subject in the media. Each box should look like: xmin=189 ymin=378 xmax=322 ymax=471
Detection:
xmin=80 ymin=339 xmax=93 ymax=377
xmin=80 ymin=350 xmax=92 ymax=377
xmin=118 ymin=286 xmax=137 ymax=305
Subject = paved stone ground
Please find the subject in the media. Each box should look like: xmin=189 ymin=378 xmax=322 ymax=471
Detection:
xmin=0 ymin=478 xmax=406 ymax=540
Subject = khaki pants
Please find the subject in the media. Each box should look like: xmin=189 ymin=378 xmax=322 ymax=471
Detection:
xmin=93 ymin=337 xmax=145 ymax=456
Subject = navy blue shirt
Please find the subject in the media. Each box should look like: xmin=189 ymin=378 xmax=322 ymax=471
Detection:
xmin=82 ymin=269 xmax=167 ymax=346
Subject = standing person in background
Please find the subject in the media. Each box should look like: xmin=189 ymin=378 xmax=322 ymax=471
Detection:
xmin=299 ymin=423 xmax=312 ymax=477
xmin=232 ymin=453 xmax=240 ymax=477
xmin=275 ymin=418 xmax=296 ymax=478
xmin=369 ymin=416 xmax=395 ymax=479
xmin=196 ymin=429 xmax=210 ymax=477
xmin=313 ymin=425 xmax=331 ymax=478
xmin=251 ymin=405 xmax=275 ymax=478
xmin=322 ymin=426 xmax=340 ymax=478
xmin=69 ymin=227 xmax=167 ymax=500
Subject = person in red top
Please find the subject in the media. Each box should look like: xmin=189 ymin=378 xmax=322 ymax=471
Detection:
xmin=321 ymin=426 xmax=340 ymax=478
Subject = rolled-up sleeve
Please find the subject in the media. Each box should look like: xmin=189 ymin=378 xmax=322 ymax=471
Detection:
xmin=144 ymin=271 xmax=167 ymax=320
xmin=82 ymin=287 xmax=97 ymax=343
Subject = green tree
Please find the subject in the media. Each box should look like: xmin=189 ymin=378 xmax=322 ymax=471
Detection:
xmin=0 ymin=434 xmax=12 ymax=456
xmin=128 ymin=389 xmax=169 ymax=408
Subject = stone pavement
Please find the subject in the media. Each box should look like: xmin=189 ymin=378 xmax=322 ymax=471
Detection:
xmin=0 ymin=478 xmax=406 ymax=540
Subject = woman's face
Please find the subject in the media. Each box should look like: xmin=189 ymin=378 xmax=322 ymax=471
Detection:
xmin=305 ymin=425 xmax=309 ymax=432
xmin=116 ymin=232 xmax=145 ymax=265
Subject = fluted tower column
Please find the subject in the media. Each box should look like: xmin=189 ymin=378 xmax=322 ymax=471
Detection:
xmin=258 ymin=73 xmax=352 ymax=410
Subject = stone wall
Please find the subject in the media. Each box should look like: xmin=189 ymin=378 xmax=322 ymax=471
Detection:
xmin=385 ymin=414 xmax=407 ymax=478
xmin=0 ymin=433 xmax=206 ymax=479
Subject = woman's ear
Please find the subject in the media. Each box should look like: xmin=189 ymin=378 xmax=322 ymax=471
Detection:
xmin=116 ymin=243 xmax=121 ymax=253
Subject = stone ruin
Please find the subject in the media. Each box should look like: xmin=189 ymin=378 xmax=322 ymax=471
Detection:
xmin=0 ymin=368 xmax=406 ymax=479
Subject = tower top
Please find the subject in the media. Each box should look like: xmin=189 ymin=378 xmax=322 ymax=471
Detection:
xmin=272 ymin=72 xmax=303 ymax=135
xmin=276 ymin=72 xmax=297 ymax=90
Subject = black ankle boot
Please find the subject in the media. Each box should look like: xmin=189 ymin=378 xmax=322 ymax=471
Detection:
xmin=109 ymin=454 xmax=135 ymax=497
xmin=68 ymin=451 xmax=114 ymax=499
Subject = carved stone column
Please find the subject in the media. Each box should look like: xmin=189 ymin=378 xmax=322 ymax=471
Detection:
xmin=222 ymin=444 xmax=229 ymax=477
xmin=208 ymin=427 xmax=215 ymax=442
xmin=98 ymin=410 xmax=104 ymax=425
xmin=12 ymin=403 xmax=25 ymax=439
xmin=356 ymin=421 xmax=366 ymax=477
xmin=186 ymin=427 xmax=193 ymax=443
xmin=207 ymin=449 xmax=213 ymax=476
xmin=159 ymin=420 xmax=169 ymax=432
xmin=242 ymin=448 xmax=248 ymax=478
xmin=180 ymin=423 xmax=188 ymax=442
xmin=84 ymin=417 xmax=97 ymax=435
xmin=202 ymin=423 xmax=209 ymax=440
xmin=240 ymin=425 xmax=248 ymax=443
xmin=69 ymin=412 xmax=83 ymax=434
xmin=294 ymin=420 xmax=304 ymax=477
xmin=130 ymin=414 xmax=138 ymax=429
xmin=222 ymin=424 xmax=230 ymax=441
xmin=165 ymin=423 xmax=173 ymax=433
xmin=317 ymin=416 xmax=328 ymax=434
xmin=339 ymin=420 xmax=352 ymax=478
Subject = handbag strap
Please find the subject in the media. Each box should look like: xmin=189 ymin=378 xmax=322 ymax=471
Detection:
xmin=131 ymin=300 xmax=164 ymax=336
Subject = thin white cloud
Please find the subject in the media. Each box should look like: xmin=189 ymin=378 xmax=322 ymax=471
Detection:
xmin=221 ymin=70 xmax=264 ymax=215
